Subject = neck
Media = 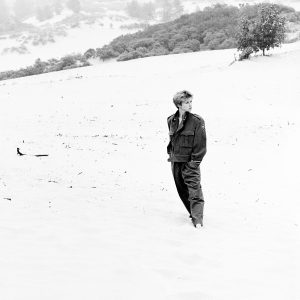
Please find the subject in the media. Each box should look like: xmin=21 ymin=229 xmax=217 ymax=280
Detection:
xmin=178 ymin=109 xmax=187 ymax=118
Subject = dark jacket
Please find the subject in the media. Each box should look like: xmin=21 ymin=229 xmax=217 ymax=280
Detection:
xmin=167 ymin=110 xmax=206 ymax=163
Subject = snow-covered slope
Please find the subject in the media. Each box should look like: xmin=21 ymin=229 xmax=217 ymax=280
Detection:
xmin=0 ymin=16 xmax=137 ymax=72
xmin=1 ymin=0 xmax=300 ymax=73
xmin=0 ymin=42 xmax=300 ymax=300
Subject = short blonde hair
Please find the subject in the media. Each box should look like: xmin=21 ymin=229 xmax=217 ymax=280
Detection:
xmin=173 ymin=90 xmax=193 ymax=108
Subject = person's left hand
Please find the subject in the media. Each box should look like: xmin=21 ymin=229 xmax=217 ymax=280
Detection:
xmin=188 ymin=160 xmax=200 ymax=168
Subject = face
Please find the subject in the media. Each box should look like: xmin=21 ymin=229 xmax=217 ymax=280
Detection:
xmin=179 ymin=97 xmax=193 ymax=113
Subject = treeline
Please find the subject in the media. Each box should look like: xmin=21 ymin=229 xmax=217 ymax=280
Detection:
xmin=96 ymin=4 xmax=242 ymax=61
xmin=0 ymin=54 xmax=89 ymax=81
xmin=1 ymin=3 xmax=300 ymax=81
xmin=93 ymin=3 xmax=300 ymax=61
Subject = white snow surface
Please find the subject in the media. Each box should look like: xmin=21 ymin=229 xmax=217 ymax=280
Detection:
xmin=1 ymin=43 xmax=300 ymax=300
xmin=0 ymin=24 xmax=136 ymax=72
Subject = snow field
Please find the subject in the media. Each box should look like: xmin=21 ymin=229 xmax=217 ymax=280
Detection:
xmin=1 ymin=42 xmax=300 ymax=299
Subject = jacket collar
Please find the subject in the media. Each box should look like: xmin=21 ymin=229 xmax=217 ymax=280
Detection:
xmin=172 ymin=110 xmax=190 ymax=133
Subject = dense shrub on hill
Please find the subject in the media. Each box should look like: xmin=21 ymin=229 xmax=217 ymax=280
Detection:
xmin=1 ymin=3 xmax=300 ymax=81
xmin=84 ymin=48 xmax=96 ymax=59
xmin=93 ymin=3 xmax=299 ymax=62
xmin=146 ymin=43 xmax=169 ymax=56
xmin=96 ymin=45 xmax=119 ymax=60
xmin=172 ymin=39 xmax=201 ymax=53
xmin=96 ymin=4 xmax=241 ymax=61
xmin=0 ymin=54 xmax=90 ymax=81
xmin=117 ymin=50 xmax=141 ymax=61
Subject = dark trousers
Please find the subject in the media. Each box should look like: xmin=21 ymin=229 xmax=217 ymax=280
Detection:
xmin=171 ymin=162 xmax=204 ymax=226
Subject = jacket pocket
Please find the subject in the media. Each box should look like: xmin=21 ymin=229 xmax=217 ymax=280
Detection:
xmin=180 ymin=130 xmax=194 ymax=147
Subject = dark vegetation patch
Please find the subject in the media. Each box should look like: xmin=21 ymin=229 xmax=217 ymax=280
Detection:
xmin=1 ymin=3 xmax=300 ymax=80
xmin=89 ymin=3 xmax=300 ymax=62
xmin=0 ymin=54 xmax=90 ymax=81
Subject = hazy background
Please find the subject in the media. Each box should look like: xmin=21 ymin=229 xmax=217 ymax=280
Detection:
xmin=1 ymin=0 xmax=300 ymax=72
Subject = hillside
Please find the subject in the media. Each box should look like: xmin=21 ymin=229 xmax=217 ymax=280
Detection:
xmin=0 ymin=8 xmax=139 ymax=72
xmin=94 ymin=3 xmax=300 ymax=62
xmin=2 ymin=2 xmax=300 ymax=79
xmin=0 ymin=41 xmax=300 ymax=299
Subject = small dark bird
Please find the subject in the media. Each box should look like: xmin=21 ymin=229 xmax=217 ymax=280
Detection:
xmin=17 ymin=148 xmax=25 ymax=156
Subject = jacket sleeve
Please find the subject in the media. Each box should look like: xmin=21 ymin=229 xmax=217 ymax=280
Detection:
xmin=167 ymin=116 xmax=172 ymax=130
xmin=191 ymin=119 xmax=207 ymax=162
xmin=167 ymin=117 xmax=171 ymax=154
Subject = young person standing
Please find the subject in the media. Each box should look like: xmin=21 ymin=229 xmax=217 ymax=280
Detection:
xmin=167 ymin=90 xmax=207 ymax=228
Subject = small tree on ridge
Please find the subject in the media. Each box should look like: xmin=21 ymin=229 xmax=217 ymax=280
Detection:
xmin=237 ymin=3 xmax=286 ymax=57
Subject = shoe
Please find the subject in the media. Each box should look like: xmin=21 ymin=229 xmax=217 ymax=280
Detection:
xmin=195 ymin=222 xmax=203 ymax=228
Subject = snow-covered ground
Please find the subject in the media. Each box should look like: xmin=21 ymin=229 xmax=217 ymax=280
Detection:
xmin=0 ymin=41 xmax=300 ymax=299
xmin=0 ymin=7 xmax=139 ymax=72
xmin=0 ymin=20 xmax=136 ymax=72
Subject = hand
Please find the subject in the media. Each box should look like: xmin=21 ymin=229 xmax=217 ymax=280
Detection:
xmin=188 ymin=160 xmax=200 ymax=168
